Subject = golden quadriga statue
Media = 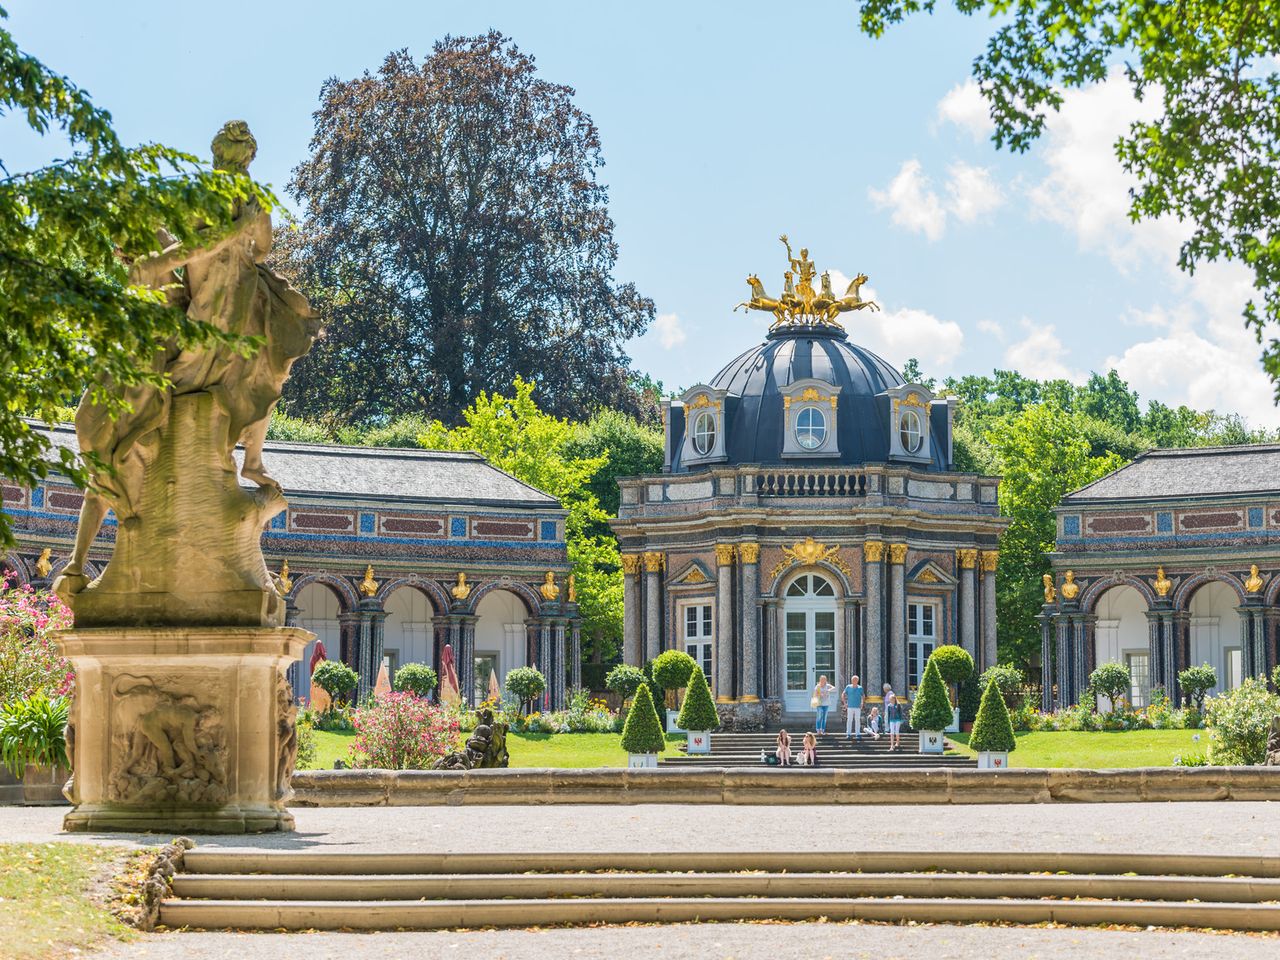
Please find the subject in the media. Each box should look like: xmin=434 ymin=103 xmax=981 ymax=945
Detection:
xmin=51 ymin=122 xmax=319 ymax=834
xmin=734 ymin=235 xmax=880 ymax=328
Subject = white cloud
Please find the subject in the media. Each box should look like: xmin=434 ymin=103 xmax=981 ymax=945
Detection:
xmin=977 ymin=318 xmax=1005 ymax=340
xmin=869 ymin=159 xmax=1003 ymax=241
xmin=651 ymin=312 xmax=686 ymax=349
xmin=936 ymin=79 xmax=992 ymax=140
xmin=848 ymin=283 xmax=966 ymax=371
xmin=1002 ymin=321 xmax=1084 ymax=383
xmin=945 ymin=161 xmax=1004 ymax=223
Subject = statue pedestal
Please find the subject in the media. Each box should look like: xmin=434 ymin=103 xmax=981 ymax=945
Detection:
xmin=55 ymin=627 xmax=310 ymax=834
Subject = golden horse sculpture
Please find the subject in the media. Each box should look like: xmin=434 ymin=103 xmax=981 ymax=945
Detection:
xmin=734 ymin=238 xmax=880 ymax=328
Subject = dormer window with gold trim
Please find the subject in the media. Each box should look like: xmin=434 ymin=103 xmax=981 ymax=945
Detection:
xmin=677 ymin=384 xmax=730 ymax=465
xmin=884 ymin=384 xmax=935 ymax=463
xmin=780 ymin=379 xmax=841 ymax=458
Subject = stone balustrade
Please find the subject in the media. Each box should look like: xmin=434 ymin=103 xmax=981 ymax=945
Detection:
xmin=755 ymin=469 xmax=868 ymax=497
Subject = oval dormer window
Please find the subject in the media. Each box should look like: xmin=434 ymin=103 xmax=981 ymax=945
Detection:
xmin=796 ymin=406 xmax=826 ymax=450
xmin=692 ymin=411 xmax=717 ymax=456
xmin=899 ymin=409 xmax=923 ymax=454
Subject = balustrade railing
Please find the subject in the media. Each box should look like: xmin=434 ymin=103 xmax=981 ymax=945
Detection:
xmin=755 ymin=469 xmax=868 ymax=497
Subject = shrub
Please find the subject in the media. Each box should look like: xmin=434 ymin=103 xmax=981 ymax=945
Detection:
xmin=969 ymin=678 xmax=1017 ymax=753
xmin=651 ymin=650 xmax=698 ymax=694
xmin=0 ymin=580 xmax=74 ymax=706
xmin=505 ymin=666 xmax=547 ymax=714
xmin=676 ymin=665 xmax=719 ymax=732
xmin=295 ymin=713 xmax=317 ymax=770
xmin=1088 ymin=661 xmax=1131 ymax=712
xmin=605 ymin=664 xmax=646 ymax=701
xmin=909 ymin=659 xmax=954 ymax=731
xmin=1205 ymin=677 xmax=1280 ymax=765
xmin=1178 ymin=663 xmax=1217 ymax=709
xmin=1273 ymin=663 xmax=1280 ymax=692
xmin=929 ymin=645 xmax=974 ymax=686
xmin=957 ymin=677 xmax=982 ymax=724
xmin=312 ymin=660 xmax=359 ymax=707
xmin=978 ymin=663 xmax=1026 ymax=706
xmin=620 ymin=682 xmax=665 ymax=754
xmin=0 ymin=693 xmax=69 ymax=776
xmin=349 ymin=692 xmax=461 ymax=769
xmin=1173 ymin=752 xmax=1209 ymax=767
xmin=393 ymin=663 xmax=439 ymax=698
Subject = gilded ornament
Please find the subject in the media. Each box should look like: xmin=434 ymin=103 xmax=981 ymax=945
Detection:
xmin=567 ymin=574 xmax=576 ymax=603
xmin=642 ymin=551 xmax=665 ymax=573
xmin=450 ymin=572 xmax=471 ymax=601
xmin=715 ymin=544 xmax=737 ymax=566
xmin=863 ymin=540 xmax=885 ymax=563
xmin=1153 ymin=567 xmax=1172 ymax=598
xmin=799 ymin=387 xmax=823 ymax=402
xmin=778 ymin=537 xmax=852 ymax=578
xmin=980 ymin=550 xmax=999 ymax=573
xmin=732 ymin=237 xmax=880 ymax=329
xmin=277 ymin=560 xmax=293 ymax=594
xmin=681 ymin=566 xmax=710 ymax=585
xmin=901 ymin=392 xmax=929 ymax=408
xmin=34 ymin=547 xmax=53 ymax=578
xmin=916 ymin=568 xmax=941 ymax=583
xmin=888 ymin=544 xmax=908 ymax=565
xmin=686 ymin=394 xmax=720 ymax=411
xmin=1245 ymin=564 xmax=1265 ymax=594
xmin=739 ymin=543 xmax=761 ymax=565
xmin=539 ymin=571 xmax=560 ymax=601
xmin=1060 ymin=570 xmax=1080 ymax=601
xmin=358 ymin=565 xmax=378 ymax=597
xmin=620 ymin=554 xmax=642 ymax=576
xmin=957 ymin=548 xmax=978 ymax=570
xmin=1043 ymin=574 xmax=1057 ymax=604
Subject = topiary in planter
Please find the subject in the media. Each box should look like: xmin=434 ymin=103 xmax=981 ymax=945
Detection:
xmin=1088 ymin=661 xmax=1131 ymax=712
xmin=505 ymin=666 xmax=546 ymax=715
xmin=651 ymin=650 xmax=698 ymax=696
xmin=620 ymin=682 xmax=665 ymax=755
xmin=605 ymin=664 xmax=646 ymax=702
xmin=929 ymin=644 xmax=974 ymax=686
xmin=393 ymin=663 xmax=438 ymax=699
xmin=1177 ymin=663 xmax=1217 ymax=710
xmin=676 ymin=667 xmax=718 ymax=732
xmin=970 ymin=678 xmax=1017 ymax=754
xmin=312 ymin=660 xmax=359 ymax=708
xmin=909 ymin=659 xmax=954 ymax=732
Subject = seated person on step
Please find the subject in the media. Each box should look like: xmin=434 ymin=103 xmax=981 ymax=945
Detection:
xmin=865 ymin=706 xmax=881 ymax=739
xmin=775 ymin=729 xmax=792 ymax=765
xmin=797 ymin=731 xmax=818 ymax=766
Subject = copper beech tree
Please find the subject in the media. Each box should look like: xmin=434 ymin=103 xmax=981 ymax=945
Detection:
xmin=274 ymin=32 xmax=655 ymax=426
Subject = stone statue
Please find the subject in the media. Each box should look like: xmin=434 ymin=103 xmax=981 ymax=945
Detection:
xmin=276 ymin=560 xmax=293 ymax=594
xmin=450 ymin=572 xmax=471 ymax=601
xmin=734 ymin=239 xmax=879 ymax=328
xmin=432 ymin=708 xmax=509 ymax=770
xmin=1266 ymin=716 xmax=1280 ymax=766
xmin=566 ymin=574 xmax=576 ymax=603
xmin=34 ymin=548 xmax=52 ymax=579
xmin=539 ymin=571 xmax=560 ymax=601
xmin=1042 ymin=573 xmax=1056 ymax=604
xmin=1153 ymin=567 xmax=1172 ymax=598
xmin=1245 ymin=564 xmax=1265 ymax=594
xmin=1060 ymin=570 xmax=1080 ymax=601
xmin=358 ymin=565 xmax=378 ymax=598
xmin=274 ymin=672 xmax=298 ymax=801
xmin=53 ymin=120 xmax=319 ymax=628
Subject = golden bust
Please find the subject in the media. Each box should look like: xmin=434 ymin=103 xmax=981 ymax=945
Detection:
xmin=1060 ymin=570 xmax=1079 ymax=601
xmin=277 ymin=560 xmax=293 ymax=594
xmin=540 ymin=571 xmax=560 ymax=601
xmin=34 ymin=547 xmax=53 ymax=579
xmin=1245 ymin=564 xmax=1264 ymax=594
xmin=1042 ymin=573 xmax=1056 ymax=604
xmin=567 ymin=574 xmax=577 ymax=603
xmin=1153 ymin=567 xmax=1172 ymax=598
xmin=450 ymin=572 xmax=471 ymax=601
xmin=358 ymin=564 xmax=378 ymax=598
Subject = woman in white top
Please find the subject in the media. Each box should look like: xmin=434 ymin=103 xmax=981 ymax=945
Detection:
xmin=811 ymin=675 xmax=837 ymax=734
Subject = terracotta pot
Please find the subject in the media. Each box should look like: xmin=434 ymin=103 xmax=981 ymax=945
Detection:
xmin=22 ymin=764 xmax=71 ymax=806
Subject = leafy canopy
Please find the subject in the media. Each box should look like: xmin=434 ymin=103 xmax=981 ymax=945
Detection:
xmin=1089 ymin=661 xmax=1132 ymax=711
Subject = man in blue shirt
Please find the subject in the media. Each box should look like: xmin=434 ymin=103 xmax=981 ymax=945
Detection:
xmin=842 ymin=674 xmax=865 ymax=740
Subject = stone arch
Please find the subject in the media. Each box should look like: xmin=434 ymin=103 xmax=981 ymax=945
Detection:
xmin=473 ymin=587 xmax=536 ymax=699
xmin=1183 ymin=578 xmax=1244 ymax=695
xmin=466 ymin=577 xmax=541 ymax=617
xmin=1080 ymin=573 xmax=1158 ymax=614
xmin=381 ymin=582 xmax=441 ymax=674
xmin=288 ymin=571 xmax=359 ymax=611
xmin=291 ymin=578 xmax=349 ymax=701
xmin=764 ymin=560 xmax=853 ymax=598
xmin=1172 ymin=571 xmax=1247 ymax=610
xmin=1089 ymin=583 xmax=1151 ymax=708
xmin=774 ymin=566 xmax=843 ymax=714
xmin=2 ymin=552 xmax=29 ymax=586
xmin=375 ymin=574 xmax=449 ymax=613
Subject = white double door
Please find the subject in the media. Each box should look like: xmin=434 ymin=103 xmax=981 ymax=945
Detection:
xmin=783 ymin=574 xmax=839 ymax=714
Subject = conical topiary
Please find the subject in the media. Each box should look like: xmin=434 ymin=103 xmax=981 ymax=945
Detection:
xmin=620 ymin=682 xmax=666 ymax=755
xmin=970 ymin=677 xmax=1017 ymax=754
xmin=677 ymin=667 xmax=718 ymax=732
xmin=909 ymin=658 xmax=954 ymax=732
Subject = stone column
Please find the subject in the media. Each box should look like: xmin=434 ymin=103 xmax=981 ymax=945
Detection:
xmin=842 ymin=600 xmax=858 ymax=685
xmin=862 ymin=541 xmax=884 ymax=693
xmin=338 ymin=612 xmax=361 ymax=671
xmin=1037 ymin=608 xmax=1055 ymax=710
xmin=621 ymin=554 xmax=642 ymax=666
xmin=570 ymin=621 xmax=582 ymax=693
xmin=1263 ymin=607 xmax=1280 ymax=687
xmin=1239 ymin=603 xmax=1267 ymax=681
xmin=957 ymin=548 xmax=977 ymax=660
xmin=284 ymin=595 xmax=302 ymax=696
xmin=738 ymin=543 xmax=760 ymax=701
xmin=643 ymin=551 xmax=664 ymax=662
xmin=369 ymin=608 xmax=387 ymax=690
xmin=1074 ymin=615 xmax=1094 ymax=706
xmin=1055 ymin=612 xmax=1072 ymax=706
xmin=714 ymin=543 xmax=736 ymax=702
xmin=460 ymin=616 xmax=477 ymax=708
xmin=354 ymin=598 xmax=384 ymax=700
xmin=888 ymin=543 xmax=907 ymax=694
xmin=980 ymin=550 xmax=999 ymax=672
xmin=539 ymin=620 xmax=553 ymax=709
xmin=761 ymin=599 xmax=779 ymax=701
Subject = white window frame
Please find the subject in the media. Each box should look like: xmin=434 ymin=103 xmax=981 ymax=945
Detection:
xmin=679 ymin=599 xmax=715 ymax=681
xmin=795 ymin=404 xmax=828 ymax=450
xmin=899 ymin=409 xmax=923 ymax=453
xmin=1124 ymin=649 xmax=1150 ymax=708
xmin=906 ymin=600 xmax=938 ymax=689
xmin=691 ymin=411 xmax=716 ymax=456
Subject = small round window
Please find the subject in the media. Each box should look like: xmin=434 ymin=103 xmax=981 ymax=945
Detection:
xmin=899 ymin=409 xmax=923 ymax=453
xmin=796 ymin=406 xmax=826 ymax=449
xmin=692 ymin=411 xmax=717 ymax=456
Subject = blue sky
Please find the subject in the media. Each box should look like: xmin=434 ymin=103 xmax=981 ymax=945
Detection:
xmin=6 ymin=1 xmax=1273 ymax=424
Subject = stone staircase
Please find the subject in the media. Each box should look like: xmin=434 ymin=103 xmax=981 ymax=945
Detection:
xmin=159 ymin=849 xmax=1280 ymax=932
xmin=660 ymin=730 xmax=975 ymax=768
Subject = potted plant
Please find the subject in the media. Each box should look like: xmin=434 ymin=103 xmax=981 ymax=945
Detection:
xmin=312 ymin=660 xmax=360 ymax=710
xmin=970 ymin=677 xmax=1017 ymax=769
xmin=393 ymin=663 xmax=439 ymax=700
xmin=676 ymin=667 xmax=718 ymax=754
xmin=909 ymin=659 xmax=953 ymax=755
xmin=620 ymin=682 xmax=665 ymax=767
xmin=505 ymin=666 xmax=547 ymax=716
xmin=0 ymin=694 xmax=70 ymax=805
xmin=650 ymin=650 xmax=698 ymax=733
xmin=605 ymin=664 xmax=646 ymax=708
xmin=928 ymin=644 xmax=974 ymax=733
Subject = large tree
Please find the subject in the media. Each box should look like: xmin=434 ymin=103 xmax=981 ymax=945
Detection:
xmin=0 ymin=11 xmax=265 ymax=546
xmin=275 ymin=32 xmax=655 ymax=426
xmin=859 ymin=2 xmax=1280 ymax=393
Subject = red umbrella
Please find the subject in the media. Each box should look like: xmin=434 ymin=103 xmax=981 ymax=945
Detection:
xmin=308 ymin=640 xmax=328 ymax=678
xmin=440 ymin=643 xmax=461 ymax=706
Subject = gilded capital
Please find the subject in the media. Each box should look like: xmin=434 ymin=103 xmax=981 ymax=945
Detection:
xmin=957 ymin=548 xmax=978 ymax=570
xmin=888 ymin=544 xmax=908 ymax=565
xmin=980 ymin=550 xmax=999 ymax=573
xmin=620 ymin=553 xmax=642 ymax=576
xmin=738 ymin=542 xmax=760 ymax=565
xmin=642 ymin=551 xmax=665 ymax=573
xmin=714 ymin=544 xmax=737 ymax=567
xmin=863 ymin=540 xmax=885 ymax=563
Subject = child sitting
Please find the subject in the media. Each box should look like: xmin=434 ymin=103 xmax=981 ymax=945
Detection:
xmin=775 ymin=729 xmax=792 ymax=765
xmin=866 ymin=706 xmax=881 ymax=739
xmin=797 ymin=731 xmax=818 ymax=766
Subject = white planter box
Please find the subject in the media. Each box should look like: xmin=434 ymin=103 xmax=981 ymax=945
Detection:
xmin=945 ymin=707 xmax=960 ymax=734
xmin=686 ymin=731 xmax=711 ymax=754
xmin=666 ymin=709 xmax=686 ymax=734
xmin=977 ymin=751 xmax=1009 ymax=770
xmin=918 ymin=730 xmax=945 ymax=754
xmin=627 ymin=753 xmax=659 ymax=768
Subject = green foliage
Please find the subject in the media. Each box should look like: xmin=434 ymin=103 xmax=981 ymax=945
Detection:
xmin=970 ymin=678 xmax=1017 ymax=754
xmin=393 ymin=663 xmax=439 ymax=698
xmin=565 ymin=408 xmax=664 ymax=518
xmin=295 ymin=713 xmax=317 ymax=770
xmin=1205 ymin=677 xmax=1280 ymax=766
xmin=0 ymin=14 xmax=273 ymax=545
xmin=957 ymin=677 xmax=982 ymax=724
xmin=312 ymin=661 xmax=359 ymax=706
xmin=505 ymin=666 xmax=547 ymax=714
xmin=1177 ymin=663 xmax=1218 ymax=710
xmin=619 ymin=682 xmax=665 ymax=754
xmin=928 ymin=644 xmax=974 ymax=686
xmin=858 ymin=2 xmax=1280 ymax=393
xmin=909 ymin=659 xmax=955 ymax=731
xmin=605 ymin=664 xmax=646 ymax=701
xmin=979 ymin=663 xmax=1027 ymax=706
xmin=0 ymin=694 xmax=69 ymax=777
xmin=676 ymin=666 xmax=719 ymax=732
xmin=265 ymin=410 xmax=334 ymax=444
xmin=1089 ymin=661 xmax=1132 ymax=712
xmin=650 ymin=649 xmax=698 ymax=694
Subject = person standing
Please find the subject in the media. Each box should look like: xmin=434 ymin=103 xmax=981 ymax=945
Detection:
xmin=842 ymin=674 xmax=865 ymax=741
xmin=811 ymin=675 xmax=836 ymax=735
xmin=885 ymin=691 xmax=904 ymax=752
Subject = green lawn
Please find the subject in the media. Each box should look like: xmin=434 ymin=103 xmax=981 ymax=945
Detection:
xmin=0 ymin=843 xmax=133 ymax=960
xmin=948 ymin=729 xmax=1206 ymax=768
xmin=305 ymin=729 xmax=685 ymax=770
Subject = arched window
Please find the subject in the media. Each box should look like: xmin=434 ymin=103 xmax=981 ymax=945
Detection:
xmin=692 ymin=411 xmax=717 ymax=456
xmin=786 ymin=574 xmax=835 ymax=597
xmin=795 ymin=406 xmax=827 ymax=449
xmin=899 ymin=409 xmax=923 ymax=453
